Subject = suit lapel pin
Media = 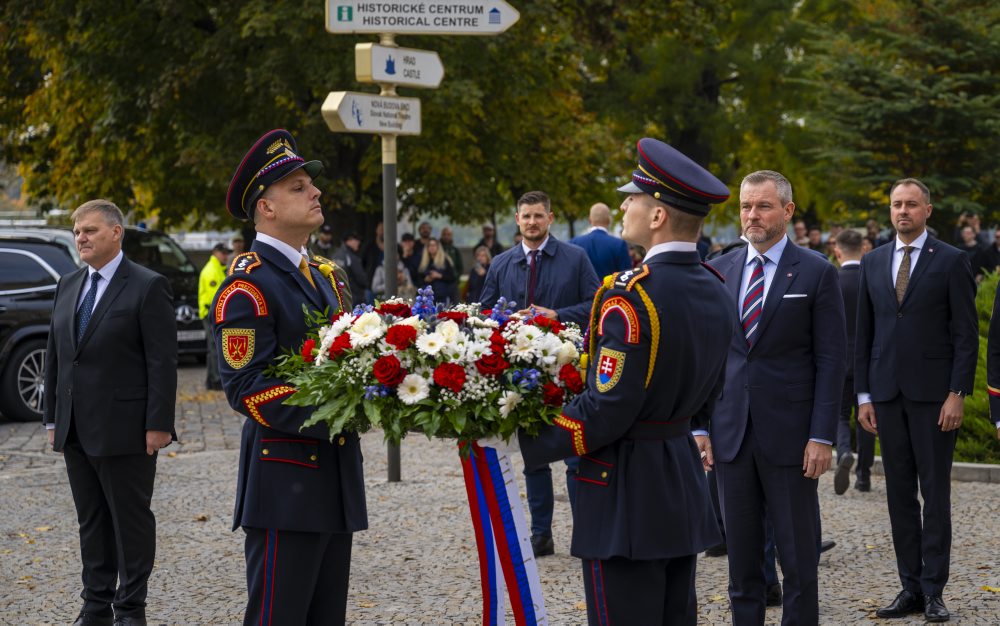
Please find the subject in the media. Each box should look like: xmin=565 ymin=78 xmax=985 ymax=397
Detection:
xmin=787 ymin=272 xmax=793 ymax=277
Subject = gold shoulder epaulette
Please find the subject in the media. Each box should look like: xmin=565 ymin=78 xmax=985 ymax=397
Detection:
xmin=228 ymin=251 xmax=262 ymax=276
xmin=613 ymin=264 xmax=651 ymax=291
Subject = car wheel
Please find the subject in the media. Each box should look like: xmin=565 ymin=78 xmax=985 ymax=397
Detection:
xmin=0 ymin=338 xmax=47 ymax=422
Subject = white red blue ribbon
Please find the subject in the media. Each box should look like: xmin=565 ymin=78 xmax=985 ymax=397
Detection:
xmin=460 ymin=442 xmax=548 ymax=626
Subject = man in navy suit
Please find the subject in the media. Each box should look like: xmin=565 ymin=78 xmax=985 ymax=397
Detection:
xmin=698 ymin=170 xmax=846 ymax=626
xmin=569 ymin=202 xmax=633 ymax=279
xmin=856 ymin=178 xmax=977 ymax=623
xmin=832 ymin=228 xmax=874 ymax=493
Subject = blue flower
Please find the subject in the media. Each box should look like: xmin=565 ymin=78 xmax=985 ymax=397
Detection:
xmin=511 ymin=368 xmax=541 ymax=391
xmin=352 ymin=303 xmax=375 ymax=316
xmin=411 ymin=286 xmax=439 ymax=319
xmin=489 ymin=296 xmax=517 ymax=323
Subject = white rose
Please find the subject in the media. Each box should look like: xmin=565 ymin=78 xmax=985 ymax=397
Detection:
xmin=556 ymin=340 xmax=580 ymax=367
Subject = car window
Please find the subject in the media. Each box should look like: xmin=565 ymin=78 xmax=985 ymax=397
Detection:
xmin=123 ymin=230 xmax=197 ymax=275
xmin=0 ymin=250 xmax=57 ymax=291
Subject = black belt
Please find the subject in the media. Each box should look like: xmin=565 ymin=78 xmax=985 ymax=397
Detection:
xmin=624 ymin=419 xmax=691 ymax=440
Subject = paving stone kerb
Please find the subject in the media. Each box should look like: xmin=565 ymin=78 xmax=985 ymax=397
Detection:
xmin=1 ymin=363 xmax=999 ymax=625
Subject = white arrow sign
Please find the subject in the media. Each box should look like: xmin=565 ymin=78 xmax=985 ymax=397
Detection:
xmin=321 ymin=91 xmax=422 ymax=136
xmin=326 ymin=0 xmax=520 ymax=35
xmin=356 ymin=44 xmax=444 ymax=89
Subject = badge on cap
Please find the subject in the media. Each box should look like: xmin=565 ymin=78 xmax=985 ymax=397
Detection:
xmin=595 ymin=347 xmax=626 ymax=393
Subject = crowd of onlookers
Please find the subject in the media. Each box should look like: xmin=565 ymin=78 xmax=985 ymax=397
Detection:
xmin=303 ymin=208 xmax=1000 ymax=308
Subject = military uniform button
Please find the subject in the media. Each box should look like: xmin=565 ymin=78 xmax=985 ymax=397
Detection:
xmin=310 ymin=454 xmax=317 ymax=461
xmin=338 ymin=436 xmax=346 ymax=446
xmin=601 ymin=471 xmax=608 ymax=478
xmin=262 ymin=449 xmax=269 ymax=455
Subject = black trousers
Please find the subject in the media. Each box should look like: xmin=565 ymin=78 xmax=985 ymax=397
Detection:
xmin=716 ymin=422 xmax=820 ymax=626
xmin=63 ymin=424 xmax=157 ymax=618
xmin=582 ymin=554 xmax=697 ymax=626
xmin=243 ymin=527 xmax=353 ymax=626
xmin=875 ymin=395 xmax=956 ymax=596
xmin=836 ymin=374 xmax=875 ymax=480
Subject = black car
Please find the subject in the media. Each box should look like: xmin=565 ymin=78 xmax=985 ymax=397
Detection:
xmin=0 ymin=226 xmax=206 ymax=422
xmin=0 ymin=239 xmax=77 ymax=421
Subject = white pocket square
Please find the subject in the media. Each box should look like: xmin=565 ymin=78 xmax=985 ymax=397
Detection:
xmin=783 ymin=293 xmax=808 ymax=298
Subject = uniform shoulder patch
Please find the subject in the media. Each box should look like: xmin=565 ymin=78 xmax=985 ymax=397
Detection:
xmin=702 ymin=262 xmax=725 ymax=283
xmin=229 ymin=252 xmax=262 ymax=275
xmin=599 ymin=295 xmax=641 ymax=344
xmin=222 ymin=328 xmax=255 ymax=369
xmin=215 ymin=279 xmax=269 ymax=323
xmin=613 ymin=264 xmax=650 ymax=291
xmin=595 ymin=347 xmax=626 ymax=392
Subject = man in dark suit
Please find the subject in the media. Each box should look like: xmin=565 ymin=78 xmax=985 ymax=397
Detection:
xmin=832 ymin=229 xmax=874 ymax=493
xmin=569 ymin=202 xmax=633 ymax=279
xmin=856 ymin=178 xmax=978 ymax=623
xmin=215 ymin=129 xmax=366 ymax=626
xmin=699 ymin=170 xmax=846 ymax=626
xmin=516 ymin=137 xmax=734 ymax=625
xmin=479 ymin=190 xmax=600 ymax=557
xmin=44 ymin=199 xmax=177 ymax=626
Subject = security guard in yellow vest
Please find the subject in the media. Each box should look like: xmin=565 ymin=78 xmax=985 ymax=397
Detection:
xmin=198 ymin=242 xmax=230 ymax=390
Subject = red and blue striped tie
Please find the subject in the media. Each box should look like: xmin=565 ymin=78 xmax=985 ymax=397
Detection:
xmin=742 ymin=255 xmax=765 ymax=346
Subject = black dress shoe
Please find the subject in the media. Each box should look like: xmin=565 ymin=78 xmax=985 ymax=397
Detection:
xmin=704 ymin=543 xmax=727 ymax=557
xmin=530 ymin=534 xmax=554 ymax=557
xmin=113 ymin=617 xmax=147 ymax=626
xmin=875 ymin=589 xmax=925 ymax=618
xmin=854 ymin=478 xmax=871 ymax=492
xmin=72 ymin=612 xmax=113 ymax=626
xmin=924 ymin=595 xmax=949 ymax=622
xmin=765 ymin=583 xmax=782 ymax=607
xmin=820 ymin=539 xmax=836 ymax=553
xmin=834 ymin=452 xmax=854 ymax=495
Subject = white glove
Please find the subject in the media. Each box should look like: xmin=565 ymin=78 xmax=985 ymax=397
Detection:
xmin=477 ymin=435 xmax=520 ymax=456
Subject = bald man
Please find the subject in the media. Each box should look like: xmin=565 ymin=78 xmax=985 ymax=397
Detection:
xmin=570 ymin=203 xmax=633 ymax=279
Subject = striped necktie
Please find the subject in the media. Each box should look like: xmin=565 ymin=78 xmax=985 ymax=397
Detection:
xmin=742 ymin=255 xmax=766 ymax=345
xmin=77 ymin=272 xmax=102 ymax=341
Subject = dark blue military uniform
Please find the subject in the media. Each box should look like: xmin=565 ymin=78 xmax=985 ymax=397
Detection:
xmin=519 ymin=138 xmax=733 ymax=625
xmin=215 ymin=129 xmax=366 ymax=626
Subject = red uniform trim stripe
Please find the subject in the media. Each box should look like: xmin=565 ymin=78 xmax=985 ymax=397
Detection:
xmin=216 ymin=280 xmax=269 ymax=323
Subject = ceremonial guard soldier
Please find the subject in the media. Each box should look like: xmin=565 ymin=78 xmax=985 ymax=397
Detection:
xmin=213 ymin=129 xmax=366 ymax=626
xmin=516 ymin=138 xmax=734 ymax=625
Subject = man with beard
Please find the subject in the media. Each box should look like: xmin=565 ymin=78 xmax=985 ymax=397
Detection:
xmin=702 ymin=170 xmax=846 ymax=625
xmin=856 ymin=178 xmax=977 ymax=622
xmin=479 ymin=190 xmax=600 ymax=557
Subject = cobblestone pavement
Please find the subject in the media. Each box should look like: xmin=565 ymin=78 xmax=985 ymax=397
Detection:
xmin=2 ymin=362 xmax=999 ymax=624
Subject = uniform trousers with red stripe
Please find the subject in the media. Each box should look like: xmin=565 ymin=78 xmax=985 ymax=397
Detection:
xmin=582 ymin=554 xmax=698 ymax=626
xmin=243 ymin=527 xmax=353 ymax=626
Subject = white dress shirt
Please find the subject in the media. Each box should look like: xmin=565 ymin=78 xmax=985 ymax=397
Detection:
xmin=643 ymin=241 xmax=696 ymax=261
xmin=77 ymin=250 xmax=125 ymax=312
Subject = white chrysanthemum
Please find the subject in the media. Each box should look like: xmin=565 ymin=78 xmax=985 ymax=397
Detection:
xmin=468 ymin=316 xmax=499 ymax=329
xmin=348 ymin=311 xmax=386 ymax=348
xmin=442 ymin=336 xmax=467 ymax=362
xmin=472 ymin=327 xmax=495 ymax=341
xmin=515 ymin=324 xmax=542 ymax=344
xmin=535 ymin=333 xmax=563 ymax=363
xmin=498 ymin=390 xmax=523 ymax=418
xmin=331 ymin=314 xmax=354 ymax=338
xmin=397 ymin=374 xmax=430 ymax=405
xmin=508 ymin=339 xmax=537 ymax=361
xmin=463 ymin=340 xmax=491 ymax=362
xmin=556 ymin=340 xmax=579 ymax=367
xmin=436 ymin=319 xmax=460 ymax=341
xmin=416 ymin=332 xmax=445 ymax=356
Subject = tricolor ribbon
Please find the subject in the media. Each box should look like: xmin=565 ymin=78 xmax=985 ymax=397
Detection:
xmin=460 ymin=442 xmax=548 ymax=626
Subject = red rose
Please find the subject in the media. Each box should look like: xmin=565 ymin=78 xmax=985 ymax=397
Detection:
xmin=489 ymin=329 xmax=508 ymax=355
xmin=301 ymin=338 xmax=316 ymax=363
xmin=373 ymin=354 xmax=407 ymax=387
xmin=330 ymin=310 xmax=348 ymax=324
xmin=385 ymin=324 xmax=417 ymax=350
xmin=475 ymin=353 xmax=510 ymax=376
xmin=328 ymin=333 xmax=352 ymax=359
xmin=532 ymin=315 xmax=565 ymax=334
xmin=437 ymin=311 xmax=469 ymax=324
xmin=433 ymin=362 xmax=467 ymax=394
xmin=542 ymin=381 xmax=565 ymax=406
xmin=559 ymin=363 xmax=584 ymax=394
xmin=377 ymin=302 xmax=413 ymax=318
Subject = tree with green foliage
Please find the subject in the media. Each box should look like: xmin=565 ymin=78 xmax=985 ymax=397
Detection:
xmin=797 ymin=0 xmax=1000 ymax=237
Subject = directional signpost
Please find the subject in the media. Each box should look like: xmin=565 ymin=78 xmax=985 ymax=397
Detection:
xmin=323 ymin=0 xmax=519 ymax=482
xmin=356 ymin=43 xmax=444 ymax=89
xmin=326 ymin=0 xmax=520 ymax=35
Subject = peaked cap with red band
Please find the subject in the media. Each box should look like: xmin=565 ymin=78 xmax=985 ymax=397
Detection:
xmin=225 ymin=129 xmax=324 ymax=221
xmin=618 ymin=138 xmax=730 ymax=216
